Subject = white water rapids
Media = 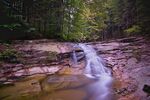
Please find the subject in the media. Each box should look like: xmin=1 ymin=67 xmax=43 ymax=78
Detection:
xmin=73 ymin=43 xmax=113 ymax=100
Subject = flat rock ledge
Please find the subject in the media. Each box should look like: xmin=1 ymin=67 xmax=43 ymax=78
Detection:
xmin=14 ymin=66 xmax=59 ymax=77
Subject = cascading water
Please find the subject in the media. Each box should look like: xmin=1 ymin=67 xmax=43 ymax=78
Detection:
xmin=78 ymin=43 xmax=111 ymax=78
xmin=72 ymin=50 xmax=78 ymax=65
xmin=77 ymin=43 xmax=113 ymax=100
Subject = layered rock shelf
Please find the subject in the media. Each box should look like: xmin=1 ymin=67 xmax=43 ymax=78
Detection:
xmin=0 ymin=37 xmax=150 ymax=100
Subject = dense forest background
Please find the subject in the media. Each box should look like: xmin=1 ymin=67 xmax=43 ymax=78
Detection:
xmin=0 ymin=0 xmax=150 ymax=41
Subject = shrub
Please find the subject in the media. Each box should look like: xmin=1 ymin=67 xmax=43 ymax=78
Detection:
xmin=61 ymin=32 xmax=88 ymax=42
xmin=124 ymin=25 xmax=141 ymax=36
xmin=0 ymin=24 xmax=22 ymax=31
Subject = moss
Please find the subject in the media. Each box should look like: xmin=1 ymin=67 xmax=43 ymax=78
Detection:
xmin=0 ymin=49 xmax=21 ymax=63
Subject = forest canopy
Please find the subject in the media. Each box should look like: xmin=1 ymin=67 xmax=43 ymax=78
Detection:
xmin=0 ymin=0 xmax=150 ymax=41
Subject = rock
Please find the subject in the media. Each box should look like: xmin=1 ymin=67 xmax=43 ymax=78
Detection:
xmin=116 ymin=84 xmax=137 ymax=96
xmin=73 ymin=51 xmax=85 ymax=62
xmin=120 ymin=59 xmax=127 ymax=64
xmin=118 ymin=37 xmax=137 ymax=43
xmin=127 ymin=58 xmax=138 ymax=66
xmin=127 ymin=84 xmax=137 ymax=93
xmin=12 ymin=67 xmax=22 ymax=72
xmin=14 ymin=66 xmax=60 ymax=77
xmin=113 ymin=66 xmax=118 ymax=71
xmin=0 ymin=77 xmax=7 ymax=82
xmin=94 ymin=42 xmax=120 ymax=51
xmin=3 ymin=81 xmax=14 ymax=85
xmin=31 ymin=80 xmax=39 ymax=85
xmin=123 ymin=50 xmax=133 ymax=53
xmin=116 ymin=54 xmax=126 ymax=60
xmin=0 ymin=37 xmax=149 ymax=100
xmin=0 ymin=73 xmax=4 ymax=77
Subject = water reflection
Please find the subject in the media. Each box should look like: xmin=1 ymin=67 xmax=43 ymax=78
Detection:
xmin=0 ymin=74 xmax=114 ymax=100
xmin=42 ymin=75 xmax=113 ymax=100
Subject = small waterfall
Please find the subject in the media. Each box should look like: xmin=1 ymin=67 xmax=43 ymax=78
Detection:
xmin=78 ymin=43 xmax=113 ymax=100
xmin=72 ymin=44 xmax=79 ymax=65
xmin=72 ymin=50 xmax=78 ymax=65
xmin=78 ymin=43 xmax=111 ymax=78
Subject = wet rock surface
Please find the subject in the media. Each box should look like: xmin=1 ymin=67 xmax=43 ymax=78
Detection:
xmin=0 ymin=40 xmax=75 ymax=84
xmin=91 ymin=37 xmax=150 ymax=100
xmin=0 ymin=37 xmax=150 ymax=100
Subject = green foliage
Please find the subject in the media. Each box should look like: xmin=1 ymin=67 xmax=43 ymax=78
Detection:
xmin=61 ymin=0 xmax=87 ymax=41
xmin=0 ymin=22 xmax=36 ymax=33
xmin=26 ymin=27 xmax=36 ymax=33
xmin=62 ymin=32 xmax=88 ymax=42
xmin=111 ymin=0 xmax=150 ymax=36
xmin=61 ymin=0 xmax=114 ymax=41
xmin=1 ymin=0 xmax=149 ymax=40
xmin=87 ymin=0 xmax=112 ymax=31
xmin=0 ymin=24 xmax=22 ymax=31
xmin=0 ymin=49 xmax=20 ymax=63
xmin=124 ymin=25 xmax=141 ymax=36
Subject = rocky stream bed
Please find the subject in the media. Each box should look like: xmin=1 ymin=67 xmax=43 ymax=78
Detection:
xmin=0 ymin=37 xmax=150 ymax=100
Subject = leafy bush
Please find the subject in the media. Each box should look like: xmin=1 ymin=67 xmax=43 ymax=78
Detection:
xmin=0 ymin=24 xmax=22 ymax=31
xmin=0 ymin=22 xmax=38 ymax=39
xmin=61 ymin=32 xmax=88 ymax=42
xmin=0 ymin=49 xmax=20 ymax=63
xmin=124 ymin=25 xmax=141 ymax=36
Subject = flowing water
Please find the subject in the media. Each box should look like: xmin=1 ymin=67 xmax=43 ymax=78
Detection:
xmin=78 ymin=43 xmax=113 ymax=100
xmin=72 ymin=49 xmax=78 ymax=65
xmin=0 ymin=44 xmax=113 ymax=100
xmin=78 ymin=43 xmax=112 ymax=78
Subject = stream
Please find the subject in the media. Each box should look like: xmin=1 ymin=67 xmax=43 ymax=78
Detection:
xmin=0 ymin=37 xmax=149 ymax=100
xmin=41 ymin=43 xmax=113 ymax=100
xmin=77 ymin=43 xmax=113 ymax=100
xmin=0 ymin=43 xmax=114 ymax=100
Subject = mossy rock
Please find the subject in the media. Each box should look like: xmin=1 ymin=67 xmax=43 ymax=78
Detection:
xmin=0 ymin=49 xmax=21 ymax=63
